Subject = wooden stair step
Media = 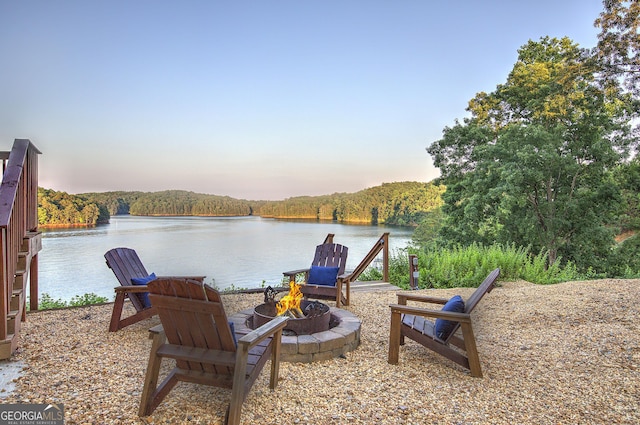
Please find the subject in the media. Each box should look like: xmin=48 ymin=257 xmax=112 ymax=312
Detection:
xmin=7 ymin=310 xmax=19 ymax=334
xmin=17 ymin=251 xmax=28 ymax=271
xmin=14 ymin=268 xmax=27 ymax=290
xmin=0 ymin=334 xmax=18 ymax=360
xmin=10 ymin=288 xmax=23 ymax=311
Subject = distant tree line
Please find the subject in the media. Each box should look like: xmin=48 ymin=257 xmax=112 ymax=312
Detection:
xmin=37 ymin=181 xmax=444 ymax=227
xmin=38 ymin=188 xmax=109 ymax=227
xmin=255 ymin=182 xmax=444 ymax=226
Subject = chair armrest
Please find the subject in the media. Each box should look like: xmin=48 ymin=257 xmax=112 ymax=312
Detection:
xmin=389 ymin=304 xmax=472 ymax=324
xmin=282 ymin=268 xmax=309 ymax=277
xmin=114 ymin=285 xmax=150 ymax=293
xmin=148 ymin=324 xmax=164 ymax=339
xmin=238 ymin=316 xmax=289 ymax=349
xmin=116 ymin=277 xmax=205 ymax=294
xmin=155 ymin=275 xmax=206 ymax=282
xmin=396 ymin=291 xmax=449 ymax=305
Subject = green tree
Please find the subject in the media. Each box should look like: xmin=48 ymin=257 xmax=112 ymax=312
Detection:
xmin=427 ymin=37 xmax=637 ymax=272
xmin=611 ymin=158 xmax=640 ymax=233
xmin=594 ymin=0 xmax=640 ymax=94
xmin=38 ymin=188 xmax=107 ymax=226
xmin=411 ymin=207 xmax=444 ymax=247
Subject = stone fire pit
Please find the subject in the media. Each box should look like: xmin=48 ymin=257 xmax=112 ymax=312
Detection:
xmin=229 ymin=303 xmax=361 ymax=363
xmin=253 ymin=299 xmax=331 ymax=335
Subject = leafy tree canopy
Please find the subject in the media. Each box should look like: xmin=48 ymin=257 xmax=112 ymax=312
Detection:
xmin=428 ymin=36 xmax=638 ymax=272
xmin=38 ymin=188 xmax=108 ymax=226
xmin=595 ymin=0 xmax=640 ymax=95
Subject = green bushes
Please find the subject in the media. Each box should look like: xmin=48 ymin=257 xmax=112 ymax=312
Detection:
xmin=29 ymin=293 xmax=110 ymax=310
xmin=359 ymin=243 xmax=591 ymax=289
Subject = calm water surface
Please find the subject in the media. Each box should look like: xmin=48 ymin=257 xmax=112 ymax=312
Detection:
xmin=38 ymin=215 xmax=414 ymax=301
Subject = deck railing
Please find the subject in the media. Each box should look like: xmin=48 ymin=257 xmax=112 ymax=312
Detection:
xmin=321 ymin=232 xmax=390 ymax=282
xmin=344 ymin=232 xmax=390 ymax=283
xmin=0 ymin=139 xmax=41 ymax=358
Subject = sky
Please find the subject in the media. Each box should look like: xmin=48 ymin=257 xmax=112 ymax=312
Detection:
xmin=0 ymin=1 xmax=605 ymax=200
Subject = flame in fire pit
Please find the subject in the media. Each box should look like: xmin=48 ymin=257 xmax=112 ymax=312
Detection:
xmin=276 ymin=281 xmax=304 ymax=317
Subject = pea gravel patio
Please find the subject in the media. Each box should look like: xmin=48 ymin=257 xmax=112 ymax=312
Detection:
xmin=1 ymin=279 xmax=638 ymax=424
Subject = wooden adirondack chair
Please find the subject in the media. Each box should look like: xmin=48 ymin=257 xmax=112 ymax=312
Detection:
xmin=388 ymin=268 xmax=500 ymax=377
xmin=104 ymin=247 xmax=205 ymax=332
xmin=139 ymin=278 xmax=288 ymax=425
xmin=282 ymin=243 xmax=350 ymax=306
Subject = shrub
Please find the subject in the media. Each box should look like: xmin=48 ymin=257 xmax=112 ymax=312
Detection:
xmin=359 ymin=243 xmax=586 ymax=289
xmin=29 ymin=292 xmax=109 ymax=310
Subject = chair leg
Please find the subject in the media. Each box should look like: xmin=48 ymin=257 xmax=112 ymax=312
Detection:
xmin=269 ymin=331 xmax=282 ymax=389
xmin=344 ymin=280 xmax=350 ymax=306
xmin=139 ymin=331 xmax=167 ymax=416
xmin=109 ymin=291 xmax=126 ymax=332
xmin=229 ymin=346 xmax=249 ymax=425
xmin=460 ymin=322 xmax=482 ymax=377
xmin=388 ymin=309 xmax=402 ymax=364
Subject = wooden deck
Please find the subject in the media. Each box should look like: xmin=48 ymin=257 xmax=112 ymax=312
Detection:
xmin=350 ymin=280 xmax=398 ymax=292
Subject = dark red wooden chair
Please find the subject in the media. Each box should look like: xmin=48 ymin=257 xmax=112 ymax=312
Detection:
xmin=104 ymin=247 xmax=205 ymax=331
xmin=283 ymin=243 xmax=350 ymax=306
xmin=138 ymin=278 xmax=288 ymax=424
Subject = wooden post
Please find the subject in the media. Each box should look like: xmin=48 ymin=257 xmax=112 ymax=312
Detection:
xmin=0 ymin=228 xmax=6 ymax=341
xmin=409 ymin=254 xmax=419 ymax=290
xmin=382 ymin=233 xmax=389 ymax=283
xmin=29 ymin=253 xmax=38 ymax=312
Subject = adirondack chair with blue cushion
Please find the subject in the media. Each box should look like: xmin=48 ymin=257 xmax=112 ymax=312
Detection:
xmin=104 ymin=247 xmax=205 ymax=332
xmin=388 ymin=268 xmax=500 ymax=377
xmin=282 ymin=243 xmax=350 ymax=306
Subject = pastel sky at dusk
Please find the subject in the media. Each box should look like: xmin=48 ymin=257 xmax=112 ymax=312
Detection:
xmin=0 ymin=1 xmax=603 ymax=200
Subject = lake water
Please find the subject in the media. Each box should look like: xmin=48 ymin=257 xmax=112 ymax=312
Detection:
xmin=37 ymin=215 xmax=415 ymax=302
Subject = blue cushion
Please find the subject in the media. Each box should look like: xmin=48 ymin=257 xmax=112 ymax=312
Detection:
xmin=307 ymin=266 xmax=340 ymax=286
xmin=130 ymin=272 xmax=157 ymax=308
xmin=434 ymin=295 xmax=465 ymax=340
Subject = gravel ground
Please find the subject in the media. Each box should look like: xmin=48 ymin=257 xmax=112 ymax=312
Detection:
xmin=1 ymin=278 xmax=639 ymax=425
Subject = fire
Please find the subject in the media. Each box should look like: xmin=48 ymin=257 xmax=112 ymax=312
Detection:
xmin=276 ymin=281 xmax=304 ymax=317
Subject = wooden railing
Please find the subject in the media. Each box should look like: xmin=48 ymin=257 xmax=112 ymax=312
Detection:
xmin=344 ymin=232 xmax=390 ymax=283
xmin=0 ymin=139 xmax=41 ymax=359
xmin=321 ymin=232 xmax=390 ymax=282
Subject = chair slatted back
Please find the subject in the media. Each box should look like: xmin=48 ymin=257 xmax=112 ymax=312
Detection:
xmin=443 ymin=268 xmax=500 ymax=343
xmin=104 ymin=247 xmax=150 ymax=312
xmin=312 ymin=243 xmax=348 ymax=275
xmin=464 ymin=268 xmax=500 ymax=314
xmin=147 ymin=278 xmax=237 ymax=375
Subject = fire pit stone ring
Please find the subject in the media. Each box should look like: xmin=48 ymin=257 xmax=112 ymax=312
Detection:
xmin=229 ymin=306 xmax=361 ymax=363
